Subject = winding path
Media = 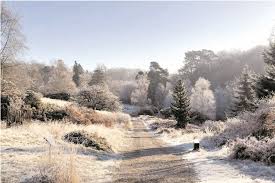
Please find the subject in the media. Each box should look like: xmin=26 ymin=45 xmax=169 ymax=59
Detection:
xmin=112 ymin=117 xmax=197 ymax=183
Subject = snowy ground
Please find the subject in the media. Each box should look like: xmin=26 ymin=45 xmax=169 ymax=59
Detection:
xmin=141 ymin=115 xmax=275 ymax=183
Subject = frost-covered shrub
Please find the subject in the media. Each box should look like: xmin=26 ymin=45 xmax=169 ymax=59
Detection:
xmin=23 ymin=90 xmax=42 ymax=109
xmin=160 ymin=107 xmax=172 ymax=118
xmin=190 ymin=111 xmax=209 ymax=124
xmin=203 ymin=96 xmax=275 ymax=146
xmin=204 ymin=118 xmax=260 ymax=146
xmin=231 ymin=137 xmax=275 ymax=165
xmin=77 ymin=86 xmax=122 ymax=111
xmin=45 ymin=92 xmax=70 ymax=101
xmin=138 ymin=106 xmax=155 ymax=116
xmin=202 ymin=120 xmax=226 ymax=135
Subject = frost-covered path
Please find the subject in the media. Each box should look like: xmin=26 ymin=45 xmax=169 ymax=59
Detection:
xmin=112 ymin=118 xmax=196 ymax=183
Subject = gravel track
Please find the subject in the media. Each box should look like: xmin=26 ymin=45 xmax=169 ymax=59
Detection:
xmin=111 ymin=118 xmax=197 ymax=183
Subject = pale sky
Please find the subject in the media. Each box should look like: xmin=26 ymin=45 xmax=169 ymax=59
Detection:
xmin=7 ymin=1 xmax=275 ymax=73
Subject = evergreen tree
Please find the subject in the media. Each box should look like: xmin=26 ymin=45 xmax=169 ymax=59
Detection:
xmin=88 ymin=65 xmax=107 ymax=86
xmin=147 ymin=61 xmax=169 ymax=106
xmin=171 ymin=80 xmax=190 ymax=128
xmin=256 ymin=36 xmax=275 ymax=98
xmin=72 ymin=61 xmax=83 ymax=87
xmin=231 ymin=65 xmax=256 ymax=116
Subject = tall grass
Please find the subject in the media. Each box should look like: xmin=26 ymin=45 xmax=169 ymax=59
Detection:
xmin=22 ymin=145 xmax=80 ymax=183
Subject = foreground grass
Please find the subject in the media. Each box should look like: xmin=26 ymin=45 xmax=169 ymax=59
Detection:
xmin=1 ymin=121 xmax=130 ymax=183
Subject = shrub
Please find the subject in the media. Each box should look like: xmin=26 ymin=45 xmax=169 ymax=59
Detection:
xmin=202 ymin=96 xmax=275 ymax=147
xmin=202 ymin=120 xmax=226 ymax=135
xmin=138 ymin=106 xmax=155 ymax=116
xmin=190 ymin=111 xmax=209 ymax=124
xmin=45 ymin=110 xmax=68 ymax=120
xmin=77 ymin=86 xmax=121 ymax=111
xmin=63 ymin=130 xmax=112 ymax=152
xmin=160 ymin=107 xmax=172 ymax=118
xmin=1 ymin=96 xmax=11 ymax=121
xmin=32 ymin=103 xmax=65 ymax=121
xmin=231 ymin=137 xmax=275 ymax=165
xmin=45 ymin=92 xmax=70 ymax=101
xmin=23 ymin=90 xmax=42 ymax=109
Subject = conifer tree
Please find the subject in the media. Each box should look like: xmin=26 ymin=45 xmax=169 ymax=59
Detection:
xmin=256 ymin=36 xmax=275 ymax=98
xmin=171 ymin=80 xmax=190 ymax=128
xmin=147 ymin=62 xmax=169 ymax=106
xmin=72 ymin=61 xmax=83 ymax=87
xmin=231 ymin=65 xmax=256 ymax=116
xmin=88 ymin=65 xmax=107 ymax=86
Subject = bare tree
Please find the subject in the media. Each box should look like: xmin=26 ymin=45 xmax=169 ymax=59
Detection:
xmin=1 ymin=3 xmax=26 ymax=78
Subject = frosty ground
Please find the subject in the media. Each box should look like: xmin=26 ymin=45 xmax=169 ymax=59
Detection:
xmin=141 ymin=115 xmax=275 ymax=183
xmin=2 ymin=113 xmax=274 ymax=182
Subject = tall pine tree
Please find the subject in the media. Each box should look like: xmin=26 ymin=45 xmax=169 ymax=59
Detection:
xmin=147 ymin=61 xmax=169 ymax=106
xmin=256 ymin=36 xmax=275 ymax=98
xmin=72 ymin=61 xmax=83 ymax=87
xmin=230 ymin=65 xmax=256 ymax=116
xmin=171 ymin=80 xmax=190 ymax=128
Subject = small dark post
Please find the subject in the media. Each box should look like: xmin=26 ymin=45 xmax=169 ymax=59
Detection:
xmin=193 ymin=139 xmax=200 ymax=151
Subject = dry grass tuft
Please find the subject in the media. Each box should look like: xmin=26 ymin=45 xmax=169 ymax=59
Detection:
xmin=21 ymin=147 xmax=80 ymax=183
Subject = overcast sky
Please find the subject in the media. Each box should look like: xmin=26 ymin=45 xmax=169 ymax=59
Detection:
xmin=7 ymin=1 xmax=275 ymax=73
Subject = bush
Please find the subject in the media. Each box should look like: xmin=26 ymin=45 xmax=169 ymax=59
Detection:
xmin=1 ymin=96 xmax=10 ymax=121
xmin=190 ymin=111 xmax=209 ymax=124
xmin=160 ymin=107 xmax=172 ymax=118
xmin=45 ymin=92 xmax=70 ymax=101
xmin=63 ymin=130 xmax=112 ymax=152
xmin=77 ymin=86 xmax=121 ymax=111
xmin=202 ymin=120 xmax=226 ymax=135
xmin=138 ymin=107 xmax=155 ymax=116
xmin=23 ymin=90 xmax=42 ymax=109
xmin=231 ymin=137 xmax=275 ymax=165
xmin=202 ymin=96 xmax=275 ymax=147
xmin=32 ymin=103 xmax=65 ymax=121
xmin=45 ymin=110 xmax=68 ymax=120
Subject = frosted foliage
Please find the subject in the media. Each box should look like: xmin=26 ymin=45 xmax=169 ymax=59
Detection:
xmin=163 ymin=91 xmax=173 ymax=108
xmin=215 ymin=86 xmax=229 ymax=120
xmin=44 ymin=60 xmax=77 ymax=94
xmin=131 ymin=75 xmax=149 ymax=106
xmin=190 ymin=78 xmax=216 ymax=119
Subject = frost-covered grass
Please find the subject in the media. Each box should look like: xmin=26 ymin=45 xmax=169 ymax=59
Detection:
xmin=1 ymin=120 xmax=127 ymax=152
xmin=1 ymin=121 xmax=130 ymax=182
xmin=41 ymin=97 xmax=71 ymax=107
xmin=41 ymin=98 xmax=132 ymax=128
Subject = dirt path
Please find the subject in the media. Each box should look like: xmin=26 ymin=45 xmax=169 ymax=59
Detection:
xmin=112 ymin=117 xmax=197 ymax=183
